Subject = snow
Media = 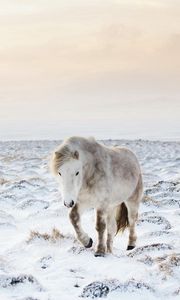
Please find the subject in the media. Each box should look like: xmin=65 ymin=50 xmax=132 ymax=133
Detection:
xmin=0 ymin=139 xmax=179 ymax=300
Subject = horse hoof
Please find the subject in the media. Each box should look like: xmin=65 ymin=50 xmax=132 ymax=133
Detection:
xmin=127 ymin=245 xmax=135 ymax=250
xmin=85 ymin=238 xmax=93 ymax=248
xmin=94 ymin=252 xmax=105 ymax=257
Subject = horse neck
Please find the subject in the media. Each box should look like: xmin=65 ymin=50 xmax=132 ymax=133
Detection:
xmin=81 ymin=150 xmax=96 ymax=186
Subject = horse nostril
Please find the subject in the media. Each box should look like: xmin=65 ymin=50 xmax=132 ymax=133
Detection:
xmin=64 ymin=200 xmax=74 ymax=208
xmin=70 ymin=200 xmax=74 ymax=207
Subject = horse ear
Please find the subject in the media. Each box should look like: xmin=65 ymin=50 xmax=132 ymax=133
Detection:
xmin=73 ymin=150 xmax=79 ymax=160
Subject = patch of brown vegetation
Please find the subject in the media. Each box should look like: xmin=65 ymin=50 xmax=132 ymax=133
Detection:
xmin=142 ymin=195 xmax=159 ymax=206
xmin=27 ymin=228 xmax=64 ymax=243
xmin=137 ymin=253 xmax=180 ymax=278
xmin=157 ymin=253 xmax=180 ymax=276
xmin=0 ymin=178 xmax=9 ymax=185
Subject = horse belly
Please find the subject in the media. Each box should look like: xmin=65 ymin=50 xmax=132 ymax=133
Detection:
xmin=110 ymin=177 xmax=138 ymax=206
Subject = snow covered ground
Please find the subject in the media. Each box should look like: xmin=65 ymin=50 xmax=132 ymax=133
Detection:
xmin=0 ymin=139 xmax=179 ymax=300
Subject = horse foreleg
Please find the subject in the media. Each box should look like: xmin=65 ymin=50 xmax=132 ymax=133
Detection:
xmin=95 ymin=210 xmax=107 ymax=257
xmin=107 ymin=208 xmax=117 ymax=253
xmin=69 ymin=203 xmax=93 ymax=248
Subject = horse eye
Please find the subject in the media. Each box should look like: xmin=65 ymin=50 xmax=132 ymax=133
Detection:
xmin=58 ymin=172 xmax=61 ymax=176
xmin=76 ymin=171 xmax=79 ymax=176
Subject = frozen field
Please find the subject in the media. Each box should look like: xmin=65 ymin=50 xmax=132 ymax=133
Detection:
xmin=0 ymin=139 xmax=179 ymax=300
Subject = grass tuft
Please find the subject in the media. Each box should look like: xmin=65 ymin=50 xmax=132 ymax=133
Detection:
xmin=27 ymin=228 xmax=64 ymax=243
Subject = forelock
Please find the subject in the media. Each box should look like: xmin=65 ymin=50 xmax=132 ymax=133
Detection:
xmin=50 ymin=144 xmax=79 ymax=175
xmin=56 ymin=145 xmax=73 ymax=165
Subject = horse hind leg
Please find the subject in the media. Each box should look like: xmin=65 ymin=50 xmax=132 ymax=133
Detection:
xmin=126 ymin=202 xmax=138 ymax=250
xmin=125 ymin=175 xmax=143 ymax=250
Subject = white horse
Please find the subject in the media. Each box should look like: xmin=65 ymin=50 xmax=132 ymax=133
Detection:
xmin=50 ymin=136 xmax=143 ymax=256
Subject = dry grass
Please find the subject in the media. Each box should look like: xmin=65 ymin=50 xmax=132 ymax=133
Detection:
xmin=142 ymin=195 xmax=159 ymax=206
xmin=0 ymin=178 xmax=9 ymax=185
xmin=156 ymin=253 xmax=180 ymax=276
xmin=27 ymin=228 xmax=64 ymax=243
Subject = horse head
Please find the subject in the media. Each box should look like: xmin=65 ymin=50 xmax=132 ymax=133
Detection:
xmin=51 ymin=147 xmax=83 ymax=208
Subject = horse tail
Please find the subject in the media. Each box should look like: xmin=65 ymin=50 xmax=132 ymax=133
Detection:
xmin=116 ymin=202 xmax=129 ymax=234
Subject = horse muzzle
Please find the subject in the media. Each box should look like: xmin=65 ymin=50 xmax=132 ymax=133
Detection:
xmin=64 ymin=200 xmax=74 ymax=208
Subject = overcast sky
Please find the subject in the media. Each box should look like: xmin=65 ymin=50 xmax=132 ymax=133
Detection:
xmin=0 ymin=0 xmax=180 ymax=140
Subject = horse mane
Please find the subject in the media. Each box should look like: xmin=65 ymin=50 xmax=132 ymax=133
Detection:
xmin=50 ymin=144 xmax=79 ymax=175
